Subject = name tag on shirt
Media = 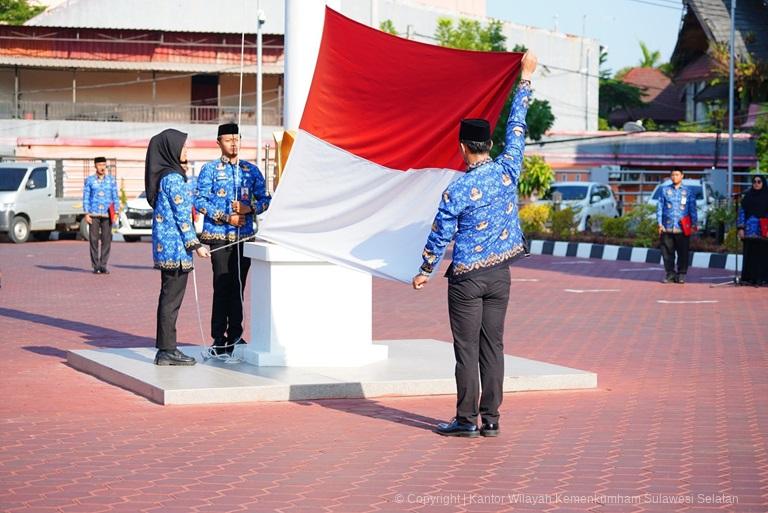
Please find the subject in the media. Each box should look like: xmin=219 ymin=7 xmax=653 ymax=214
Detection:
xmin=241 ymin=187 xmax=249 ymax=201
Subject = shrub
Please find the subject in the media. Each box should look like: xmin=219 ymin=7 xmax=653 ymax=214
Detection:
xmin=601 ymin=215 xmax=629 ymax=238
xmin=550 ymin=207 xmax=578 ymax=239
xmin=519 ymin=203 xmax=551 ymax=234
xmin=626 ymin=204 xmax=658 ymax=247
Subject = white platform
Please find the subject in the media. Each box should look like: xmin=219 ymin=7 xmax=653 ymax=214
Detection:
xmin=67 ymin=339 xmax=598 ymax=405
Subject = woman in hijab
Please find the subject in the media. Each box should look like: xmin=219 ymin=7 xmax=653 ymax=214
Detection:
xmin=145 ymin=129 xmax=210 ymax=365
xmin=737 ymin=174 xmax=768 ymax=285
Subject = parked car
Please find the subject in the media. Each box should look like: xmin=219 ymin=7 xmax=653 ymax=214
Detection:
xmin=646 ymin=178 xmax=716 ymax=231
xmin=537 ymin=181 xmax=619 ymax=231
xmin=119 ymin=190 xmax=203 ymax=242
xmin=0 ymin=162 xmax=84 ymax=243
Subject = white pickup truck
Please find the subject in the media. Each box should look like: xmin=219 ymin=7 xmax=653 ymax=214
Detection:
xmin=0 ymin=161 xmax=86 ymax=243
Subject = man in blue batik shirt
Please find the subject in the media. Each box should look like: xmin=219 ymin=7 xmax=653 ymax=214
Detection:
xmin=194 ymin=123 xmax=271 ymax=355
xmin=657 ymin=169 xmax=697 ymax=284
xmin=412 ymin=52 xmax=538 ymax=438
xmin=83 ymin=156 xmax=119 ymax=274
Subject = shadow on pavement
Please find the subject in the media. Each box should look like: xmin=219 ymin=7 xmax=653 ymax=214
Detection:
xmin=0 ymin=307 xmax=154 ymax=349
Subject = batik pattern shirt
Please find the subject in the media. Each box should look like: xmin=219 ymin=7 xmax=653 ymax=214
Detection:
xmin=152 ymin=173 xmax=201 ymax=271
xmin=656 ymin=184 xmax=697 ymax=233
xmin=83 ymin=174 xmax=119 ymax=218
xmin=420 ymin=81 xmax=532 ymax=281
xmin=194 ymin=158 xmax=271 ymax=243
xmin=737 ymin=207 xmax=766 ymax=238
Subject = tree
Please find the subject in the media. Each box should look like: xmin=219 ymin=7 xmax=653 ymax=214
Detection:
xmin=435 ymin=17 xmax=506 ymax=51
xmin=518 ymin=155 xmax=555 ymax=200
xmin=0 ymin=0 xmax=44 ymax=25
xmin=599 ymin=78 xmax=645 ymax=119
xmin=638 ymin=41 xmax=661 ymax=68
xmin=434 ymin=22 xmax=555 ymax=149
xmin=379 ymin=19 xmax=398 ymax=36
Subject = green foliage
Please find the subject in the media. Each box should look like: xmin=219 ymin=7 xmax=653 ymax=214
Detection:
xmin=643 ymin=118 xmax=658 ymax=131
xmin=675 ymin=120 xmax=719 ymax=133
xmin=626 ymin=204 xmax=657 ymax=247
xmin=753 ymin=109 xmax=768 ymax=173
xmin=709 ymin=202 xmax=738 ymax=227
xmin=518 ymin=155 xmax=554 ymax=199
xmin=600 ymin=215 xmax=629 ymax=238
xmin=379 ymin=19 xmax=398 ymax=35
xmin=434 ymin=20 xmax=555 ymax=150
xmin=599 ymin=78 xmax=645 ymax=119
xmin=435 ymin=17 xmax=506 ymax=51
xmin=119 ymin=178 xmax=128 ymax=208
xmin=518 ymin=203 xmax=551 ymax=234
xmin=550 ymin=207 xmax=578 ymax=239
xmin=724 ymin=227 xmax=742 ymax=253
xmin=638 ymin=41 xmax=661 ymax=68
xmin=598 ymin=117 xmax=611 ymax=131
xmin=0 ymin=0 xmax=44 ymax=24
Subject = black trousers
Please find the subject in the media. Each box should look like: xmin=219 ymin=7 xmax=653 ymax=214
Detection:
xmin=447 ymin=265 xmax=510 ymax=425
xmin=210 ymin=241 xmax=251 ymax=342
xmin=742 ymin=238 xmax=768 ymax=284
xmin=156 ymin=269 xmax=189 ymax=351
xmin=88 ymin=216 xmax=112 ymax=270
xmin=660 ymin=232 xmax=690 ymax=276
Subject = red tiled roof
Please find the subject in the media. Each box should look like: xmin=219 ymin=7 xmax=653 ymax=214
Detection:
xmin=675 ymin=53 xmax=723 ymax=83
xmin=621 ymin=67 xmax=671 ymax=102
xmin=610 ymin=67 xmax=686 ymax=124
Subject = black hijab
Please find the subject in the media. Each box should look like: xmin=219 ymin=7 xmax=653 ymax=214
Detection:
xmin=144 ymin=129 xmax=188 ymax=208
xmin=742 ymin=174 xmax=768 ymax=218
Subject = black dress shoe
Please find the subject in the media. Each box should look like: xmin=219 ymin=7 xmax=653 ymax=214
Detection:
xmin=481 ymin=422 xmax=500 ymax=437
xmin=100 ymin=267 xmax=110 ymax=275
xmin=93 ymin=268 xmax=101 ymax=274
xmin=436 ymin=419 xmax=479 ymax=438
xmin=661 ymin=273 xmax=675 ymax=283
xmin=154 ymin=349 xmax=196 ymax=366
xmin=676 ymin=274 xmax=686 ymax=284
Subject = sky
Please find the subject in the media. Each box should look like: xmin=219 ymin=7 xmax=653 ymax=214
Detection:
xmin=486 ymin=0 xmax=684 ymax=74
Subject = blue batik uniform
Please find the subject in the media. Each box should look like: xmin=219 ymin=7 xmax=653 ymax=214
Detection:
xmin=152 ymin=173 xmax=201 ymax=271
xmin=419 ymin=82 xmax=531 ymax=281
xmin=194 ymin=158 xmax=271 ymax=243
xmin=737 ymin=207 xmax=765 ymax=238
xmin=83 ymin=174 xmax=119 ymax=218
xmin=656 ymin=184 xmax=697 ymax=232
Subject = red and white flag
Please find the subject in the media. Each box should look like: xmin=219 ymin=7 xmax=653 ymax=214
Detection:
xmin=258 ymin=8 xmax=522 ymax=282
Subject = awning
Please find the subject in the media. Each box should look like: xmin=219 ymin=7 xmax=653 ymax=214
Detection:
xmin=0 ymin=56 xmax=283 ymax=75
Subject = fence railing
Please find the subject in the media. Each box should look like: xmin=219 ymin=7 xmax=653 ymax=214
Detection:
xmin=0 ymin=152 xmax=278 ymax=200
xmin=0 ymin=100 xmax=282 ymax=126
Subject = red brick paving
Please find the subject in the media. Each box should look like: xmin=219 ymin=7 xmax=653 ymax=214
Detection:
xmin=0 ymin=240 xmax=767 ymax=512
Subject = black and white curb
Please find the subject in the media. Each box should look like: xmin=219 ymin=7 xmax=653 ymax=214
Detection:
xmin=529 ymin=240 xmax=743 ymax=271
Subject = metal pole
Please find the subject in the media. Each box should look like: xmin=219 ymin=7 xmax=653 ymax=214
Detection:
xmin=257 ymin=0 xmax=264 ymax=157
xmin=727 ymin=0 xmax=736 ymax=206
xmin=13 ymin=66 xmax=19 ymax=119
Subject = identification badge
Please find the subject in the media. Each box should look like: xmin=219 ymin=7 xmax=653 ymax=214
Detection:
xmin=241 ymin=187 xmax=249 ymax=201
xmin=681 ymin=197 xmax=687 ymax=205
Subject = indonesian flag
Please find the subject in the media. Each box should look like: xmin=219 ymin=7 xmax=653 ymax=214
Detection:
xmin=258 ymin=8 xmax=522 ymax=283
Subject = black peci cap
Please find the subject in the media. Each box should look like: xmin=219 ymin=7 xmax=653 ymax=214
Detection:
xmin=459 ymin=118 xmax=491 ymax=142
xmin=217 ymin=123 xmax=240 ymax=137
xmin=94 ymin=156 xmax=107 ymax=164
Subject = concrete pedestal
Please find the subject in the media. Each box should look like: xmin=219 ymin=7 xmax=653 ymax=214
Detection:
xmin=243 ymin=241 xmax=388 ymax=367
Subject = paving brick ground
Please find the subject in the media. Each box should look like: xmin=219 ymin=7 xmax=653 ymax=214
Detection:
xmin=0 ymin=239 xmax=766 ymax=513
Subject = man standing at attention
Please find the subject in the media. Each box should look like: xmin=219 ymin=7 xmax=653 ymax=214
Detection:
xmin=412 ymin=52 xmax=538 ymax=438
xmin=657 ymin=169 xmax=697 ymax=284
xmin=195 ymin=123 xmax=271 ymax=355
xmin=83 ymin=157 xmax=119 ymax=274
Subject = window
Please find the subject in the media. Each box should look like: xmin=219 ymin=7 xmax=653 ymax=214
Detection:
xmin=28 ymin=167 xmax=48 ymax=189
xmin=0 ymin=168 xmax=26 ymax=191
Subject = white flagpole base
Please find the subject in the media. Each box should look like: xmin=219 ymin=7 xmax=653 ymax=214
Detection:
xmin=243 ymin=241 xmax=388 ymax=367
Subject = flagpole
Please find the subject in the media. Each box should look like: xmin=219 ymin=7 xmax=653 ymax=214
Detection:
xmin=257 ymin=0 xmax=265 ymax=165
xmin=727 ymin=0 xmax=736 ymax=206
